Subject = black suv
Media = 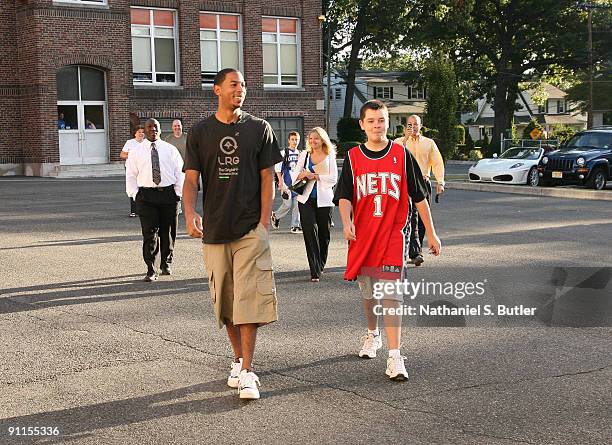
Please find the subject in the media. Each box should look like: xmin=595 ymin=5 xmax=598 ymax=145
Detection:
xmin=538 ymin=127 xmax=612 ymax=190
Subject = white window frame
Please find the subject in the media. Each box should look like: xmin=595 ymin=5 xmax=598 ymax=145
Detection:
xmin=262 ymin=16 xmax=301 ymax=88
xmin=408 ymin=85 xmax=425 ymax=100
xmin=558 ymin=100 xmax=565 ymax=113
xmin=54 ymin=0 xmax=107 ymax=5
xmin=334 ymin=88 xmax=342 ymax=100
xmin=199 ymin=12 xmax=243 ymax=85
xmin=131 ymin=7 xmax=180 ymax=86
xmin=375 ymin=86 xmax=394 ymax=100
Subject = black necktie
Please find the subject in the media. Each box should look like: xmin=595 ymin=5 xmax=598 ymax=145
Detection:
xmin=151 ymin=142 xmax=161 ymax=185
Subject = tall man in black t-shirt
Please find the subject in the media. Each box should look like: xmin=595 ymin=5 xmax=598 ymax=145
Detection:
xmin=183 ymin=69 xmax=282 ymax=400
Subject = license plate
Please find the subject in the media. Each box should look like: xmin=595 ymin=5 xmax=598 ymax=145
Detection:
xmin=552 ymin=171 xmax=563 ymax=179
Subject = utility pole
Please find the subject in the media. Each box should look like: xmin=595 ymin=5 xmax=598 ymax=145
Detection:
xmin=318 ymin=14 xmax=332 ymax=132
xmin=588 ymin=6 xmax=593 ymax=129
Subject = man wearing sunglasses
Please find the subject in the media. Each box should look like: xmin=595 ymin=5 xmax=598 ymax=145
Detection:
xmin=394 ymin=114 xmax=445 ymax=266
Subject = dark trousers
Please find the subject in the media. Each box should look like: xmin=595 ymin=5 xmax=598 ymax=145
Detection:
xmin=409 ymin=179 xmax=432 ymax=259
xmin=298 ymin=198 xmax=332 ymax=279
xmin=129 ymin=197 xmax=136 ymax=214
xmin=135 ymin=186 xmax=179 ymax=273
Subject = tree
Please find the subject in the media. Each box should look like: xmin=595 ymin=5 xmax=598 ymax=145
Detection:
xmin=423 ymin=53 xmax=458 ymax=158
xmin=407 ymin=0 xmax=604 ymax=151
xmin=325 ymin=0 xmax=412 ymax=117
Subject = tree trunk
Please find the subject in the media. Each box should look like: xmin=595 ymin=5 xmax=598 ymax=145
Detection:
xmin=343 ymin=5 xmax=367 ymax=118
xmin=492 ymin=72 xmax=509 ymax=155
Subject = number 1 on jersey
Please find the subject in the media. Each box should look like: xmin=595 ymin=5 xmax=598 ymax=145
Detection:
xmin=373 ymin=195 xmax=383 ymax=217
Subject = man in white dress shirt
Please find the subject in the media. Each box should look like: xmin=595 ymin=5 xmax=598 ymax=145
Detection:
xmin=126 ymin=118 xmax=184 ymax=282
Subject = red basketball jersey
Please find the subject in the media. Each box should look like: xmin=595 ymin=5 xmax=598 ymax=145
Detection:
xmin=344 ymin=142 xmax=411 ymax=280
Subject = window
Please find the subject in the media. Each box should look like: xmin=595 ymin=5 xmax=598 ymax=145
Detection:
xmin=200 ymin=13 xmax=242 ymax=84
xmin=267 ymin=117 xmax=304 ymax=149
xmin=374 ymin=86 xmax=393 ymax=99
xmin=558 ymin=100 xmax=565 ymax=113
xmin=131 ymin=7 xmax=178 ymax=85
xmin=54 ymin=0 xmax=107 ymax=4
xmin=408 ymin=86 xmax=425 ymax=100
xmin=262 ymin=17 xmax=300 ymax=87
xmin=334 ymin=88 xmax=342 ymax=100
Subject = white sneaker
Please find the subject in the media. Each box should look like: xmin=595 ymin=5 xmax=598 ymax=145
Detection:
xmin=227 ymin=358 xmax=242 ymax=388
xmin=358 ymin=332 xmax=382 ymax=358
xmin=238 ymin=370 xmax=261 ymax=399
xmin=386 ymin=355 xmax=409 ymax=381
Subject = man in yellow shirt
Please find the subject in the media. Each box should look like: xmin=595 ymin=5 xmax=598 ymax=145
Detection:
xmin=394 ymin=114 xmax=445 ymax=266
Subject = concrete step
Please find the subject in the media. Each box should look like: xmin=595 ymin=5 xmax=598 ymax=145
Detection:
xmin=50 ymin=163 xmax=125 ymax=178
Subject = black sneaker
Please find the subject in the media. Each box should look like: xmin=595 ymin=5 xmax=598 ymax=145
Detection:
xmin=271 ymin=213 xmax=280 ymax=229
xmin=160 ymin=265 xmax=172 ymax=276
xmin=144 ymin=271 xmax=158 ymax=282
xmin=409 ymin=255 xmax=424 ymax=267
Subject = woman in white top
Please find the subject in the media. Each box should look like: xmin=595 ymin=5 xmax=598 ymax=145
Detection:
xmin=291 ymin=127 xmax=338 ymax=282
xmin=121 ymin=125 xmax=144 ymax=217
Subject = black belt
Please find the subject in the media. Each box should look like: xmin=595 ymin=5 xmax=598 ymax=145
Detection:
xmin=140 ymin=185 xmax=174 ymax=191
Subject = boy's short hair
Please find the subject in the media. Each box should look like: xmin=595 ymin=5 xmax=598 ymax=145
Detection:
xmin=359 ymin=100 xmax=388 ymax=121
xmin=213 ymin=68 xmax=239 ymax=86
xmin=288 ymin=131 xmax=300 ymax=139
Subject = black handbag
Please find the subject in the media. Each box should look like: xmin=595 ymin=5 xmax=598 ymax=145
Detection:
xmin=288 ymin=153 xmax=310 ymax=195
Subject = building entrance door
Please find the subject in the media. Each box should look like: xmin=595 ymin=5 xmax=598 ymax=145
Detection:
xmin=57 ymin=66 xmax=108 ymax=165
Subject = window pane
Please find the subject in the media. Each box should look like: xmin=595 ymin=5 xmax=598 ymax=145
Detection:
xmin=131 ymin=8 xmax=150 ymax=25
xmin=264 ymin=75 xmax=278 ymax=85
xmin=80 ymin=67 xmax=105 ymax=101
xmin=200 ymin=13 xmax=216 ymax=29
xmin=262 ymin=33 xmax=276 ymax=43
xmin=131 ymin=26 xmax=150 ymax=37
xmin=220 ymin=41 xmax=239 ymax=69
xmin=84 ymin=105 xmax=105 ymax=130
xmin=219 ymin=14 xmax=238 ymax=30
xmin=200 ymin=30 xmax=216 ymax=39
xmin=262 ymin=18 xmax=277 ymax=32
xmin=156 ymin=73 xmax=175 ymax=83
xmin=153 ymin=10 xmax=174 ymax=26
xmin=280 ymin=35 xmax=296 ymax=44
xmin=220 ymin=31 xmax=238 ymax=41
xmin=56 ymin=66 xmax=79 ymax=101
xmin=57 ymin=105 xmax=77 ymax=130
xmin=154 ymin=38 xmax=175 ymax=72
xmin=154 ymin=28 xmax=174 ymax=38
xmin=132 ymin=37 xmax=152 ymax=73
xmin=263 ymin=43 xmax=278 ymax=75
xmin=280 ymin=44 xmax=297 ymax=75
xmin=133 ymin=73 xmax=153 ymax=82
xmin=281 ymin=75 xmax=297 ymax=85
xmin=279 ymin=19 xmax=297 ymax=33
xmin=201 ymin=40 xmax=218 ymax=72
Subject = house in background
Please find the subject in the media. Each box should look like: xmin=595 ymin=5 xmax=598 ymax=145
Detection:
xmin=463 ymin=83 xmax=587 ymax=142
xmin=324 ymin=70 xmax=426 ymax=140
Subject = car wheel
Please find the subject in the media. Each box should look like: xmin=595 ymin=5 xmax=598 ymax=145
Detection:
xmin=586 ymin=168 xmax=607 ymax=190
xmin=527 ymin=166 xmax=539 ymax=187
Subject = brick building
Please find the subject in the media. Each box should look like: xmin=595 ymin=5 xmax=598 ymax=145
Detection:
xmin=1 ymin=0 xmax=324 ymax=176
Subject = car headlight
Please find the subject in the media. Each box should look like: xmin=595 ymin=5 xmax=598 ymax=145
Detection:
xmin=510 ymin=163 xmax=524 ymax=169
xmin=542 ymin=157 xmax=548 ymax=165
xmin=576 ymin=157 xmax=585 ymax=166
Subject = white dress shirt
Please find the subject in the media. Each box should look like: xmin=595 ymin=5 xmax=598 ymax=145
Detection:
xmin=125 ymin=138 xmax=184 ymax=198
xmin=121 ymin=138 xmax=142 ymax=154
xmin=290 ymin=149 xmax=338 ymax=207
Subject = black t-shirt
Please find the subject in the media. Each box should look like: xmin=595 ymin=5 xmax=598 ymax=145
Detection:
xmin=333 ymin=141 xmax=427 ymax=205
xmin=185 ymin=112 xmax=282 ymax=243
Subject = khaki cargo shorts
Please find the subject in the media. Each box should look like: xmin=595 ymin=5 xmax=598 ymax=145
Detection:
xmin=203 ymin=223 xmax=277 ymax=329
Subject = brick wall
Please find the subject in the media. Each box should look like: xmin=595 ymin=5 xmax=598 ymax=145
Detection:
xmin=0 ymin=0 xmax=324 ymax=174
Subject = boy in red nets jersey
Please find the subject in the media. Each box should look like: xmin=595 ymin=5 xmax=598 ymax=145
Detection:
xmin=333 ymin=100 xmax=441 ymax=380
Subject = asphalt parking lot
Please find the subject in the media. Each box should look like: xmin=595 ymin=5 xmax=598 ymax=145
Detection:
xmin=0 ymin=177 xmax=610 ymax=444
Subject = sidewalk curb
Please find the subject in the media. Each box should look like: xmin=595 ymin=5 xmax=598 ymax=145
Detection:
xmin=447 ymin=181 xmax=612 ymax=201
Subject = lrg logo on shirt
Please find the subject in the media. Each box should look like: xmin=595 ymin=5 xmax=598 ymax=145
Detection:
xmin=219 ymin=136 xmax=240 ymax=166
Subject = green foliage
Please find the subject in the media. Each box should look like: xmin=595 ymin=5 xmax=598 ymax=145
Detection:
xmin=337 ymin=117 xmax=365 ymax=143
xmin=465 ymin=130 xmax=475 ymax=152
xmin=422 ymin=127 xmax=439 ymax=139
xmin=395 ymin=125 xmax=405 ymax=138
xmin=455 ymin=125 xmax=465 ymax=145
xmin=522 ymin=120 xmax=544 ymax=139
xmin=423 ymin=53 xmax=458 ymax=158
xmin=550 ymin=125 xmax=577 ymax=144
xmin=468 ymin=150 xmax=483 ymax=161
xmin=335 ymin=141 xmax=361 ymax=158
